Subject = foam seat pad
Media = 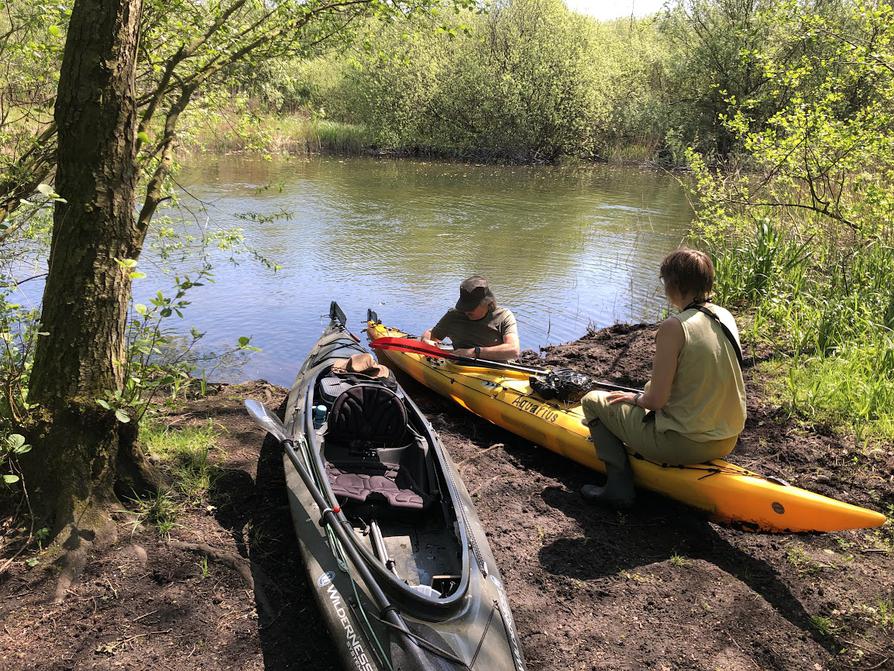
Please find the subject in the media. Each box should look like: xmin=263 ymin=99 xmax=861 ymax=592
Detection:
xmin=326 ymin=462 xmax=424 ymax=509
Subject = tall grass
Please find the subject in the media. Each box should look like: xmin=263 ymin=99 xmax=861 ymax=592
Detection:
xmin=312 ymin=120 xmax=371 ymax=154
xmin=180 ymin=109 xmax=372 ymax=156
xmin=708 ymin=219 xmax=894 ymax=440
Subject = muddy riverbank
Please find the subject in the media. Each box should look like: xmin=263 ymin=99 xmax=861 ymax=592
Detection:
xmin=1 ymin=324 xmax=891 ymax=670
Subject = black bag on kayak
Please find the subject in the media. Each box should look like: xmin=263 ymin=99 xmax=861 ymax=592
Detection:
xmin=530 ymin=368 xmax=594 ymax=402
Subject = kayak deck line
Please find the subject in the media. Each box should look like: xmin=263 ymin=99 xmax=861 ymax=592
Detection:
xmin=429 ymin=359 xmax=755 ymax=479
xmin=368 ymin=319 xmax=887 ymax=534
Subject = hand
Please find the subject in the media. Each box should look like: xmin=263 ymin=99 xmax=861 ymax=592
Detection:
xmin=453 ymin=347 xmax=475 ymax=358
xmin=607 ymin=391 xmax=639 ymax=406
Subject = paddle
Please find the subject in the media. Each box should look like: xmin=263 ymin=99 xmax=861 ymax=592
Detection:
xmin=371 ymin=336 xmax=547 ymax=374
xmin=242 ymin=400 xmax=450 ymax=668
xmin=369 ymin=336 xmax=642 ymax=394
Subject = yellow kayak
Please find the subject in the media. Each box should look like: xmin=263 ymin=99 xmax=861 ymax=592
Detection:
xmin=367 ymin=320 xmax=887 ymax=533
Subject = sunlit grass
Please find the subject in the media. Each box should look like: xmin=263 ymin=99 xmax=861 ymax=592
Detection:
xmin=782 ymin=344 xmax=894 ymax=442
xmin=141 ymin=420 xmax=220 ymax=501
xmin=603 ymin=141 xmax=660 ymax=164
xmin=707 ymin=217 xmax=894 ymax=441
xmin=180 ymin=109 xmax=371 ymax=156
xmin=669 ymin=553 xmax=689 ymax=567
xmin=810 ymin=614 xmax=834 ymax=637
xmin=877 ymin=598 xmax=894 ymax=631
xmin=124 ymin=488 xmax=183 ymax=537
xmin=312 ymin=119 xmax=372 ymax=154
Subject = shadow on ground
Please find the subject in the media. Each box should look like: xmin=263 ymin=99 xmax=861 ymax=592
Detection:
xmin=537 ymin=484 xmax=838 ymax=655
xmin=209 ymin=432 xmax=340 ymax=671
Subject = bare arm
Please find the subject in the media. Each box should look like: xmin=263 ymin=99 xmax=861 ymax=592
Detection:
xmin=455 ymin=332 xmax=521 ymax=362
xmin=606 ymin=317 xmax=684 ymax=410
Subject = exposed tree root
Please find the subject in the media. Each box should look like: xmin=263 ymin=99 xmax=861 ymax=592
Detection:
xmin=50 ymin=509 xmax=118 ymax=604
xmin=167 ymin=539 xmax=254 ymax=585
xmin=168 ymin=540 xmax=272 ymax=615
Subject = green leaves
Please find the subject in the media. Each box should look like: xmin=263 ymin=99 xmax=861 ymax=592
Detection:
xmin=685 ymin=0 xmax=894 ymax=440
xmin=344 ymin=0 xmax=637 ymax=161
xmin=5 ymin=434 xmax=29 ymax=454
xmin=114 ymin=257 xmax=146 ymax=280
xmin=95 ymin=395 xmax=130 ymax=422
xmin=36 ymin=183 xmax=66 ymax=203
xmin=2 ymin=434 xmax=31 ymax=486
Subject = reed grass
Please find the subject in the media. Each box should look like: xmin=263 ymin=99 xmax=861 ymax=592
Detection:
xmin=708 ymin=218 xmax=894 ymax=441
xmin=179 ymin=109 xmax=372 ymax=156
xmin=602 ymin=141 xmax=662 ymax=165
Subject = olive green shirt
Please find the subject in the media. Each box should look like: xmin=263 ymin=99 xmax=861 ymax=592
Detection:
xmin=652 ymin=303 xmax=747 ymax=442
xmin=430 ymin=306 xmax=518 ymax=350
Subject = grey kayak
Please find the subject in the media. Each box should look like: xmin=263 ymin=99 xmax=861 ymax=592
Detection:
xmin=244 ymin=302 xmax=526 ymax=671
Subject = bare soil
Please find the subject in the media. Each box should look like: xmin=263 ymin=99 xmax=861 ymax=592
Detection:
xmin=1 ymin=324 xmax=892 ymax=671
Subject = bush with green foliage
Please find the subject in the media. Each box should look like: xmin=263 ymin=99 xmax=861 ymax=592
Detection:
xmin=338 ymin=0 xmax=671 ymax=161
xmin=688 ymin=0 xmax=894 ymax=439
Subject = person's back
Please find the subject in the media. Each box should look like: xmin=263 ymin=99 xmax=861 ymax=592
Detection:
xmin=579 ymin=248 xmax=747 ymax=508
xmin=657 ymin=304 xmax=746 ymax=442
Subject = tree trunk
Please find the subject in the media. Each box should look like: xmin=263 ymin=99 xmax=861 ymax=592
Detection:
xmin=25 ymin=0 xmax=147 ymax=536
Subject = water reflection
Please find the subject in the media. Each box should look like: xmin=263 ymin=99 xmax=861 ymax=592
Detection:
xmin=170 ymin=156 xmax=691 ymax=385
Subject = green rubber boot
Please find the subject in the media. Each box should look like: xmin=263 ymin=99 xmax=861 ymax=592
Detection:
xmin=580 ymin=420 xmax=635 ymax=509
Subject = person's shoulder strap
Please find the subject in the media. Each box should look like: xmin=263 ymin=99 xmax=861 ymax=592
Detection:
xmin=691 ymin=305 xmax=744 ymax=368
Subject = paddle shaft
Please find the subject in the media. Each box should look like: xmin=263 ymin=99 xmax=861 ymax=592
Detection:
xmin=371 ymin=337 xmax=642 ymax=394
xmin=281 ymin=438 xmax=431 ymax=667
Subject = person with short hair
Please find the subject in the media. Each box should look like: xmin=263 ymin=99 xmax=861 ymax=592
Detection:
xmin=579 ymin=248 xmax=747 ymax=508
xmin=422 ymin=276 xmax=521 ymax=362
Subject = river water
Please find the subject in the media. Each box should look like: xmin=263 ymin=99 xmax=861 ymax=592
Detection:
xmin=154 ymin=156 xmax=691 ymax=386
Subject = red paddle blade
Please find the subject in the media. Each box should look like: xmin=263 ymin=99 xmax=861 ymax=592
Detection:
xmin=369 ymin=337 xmax=456 ymax=359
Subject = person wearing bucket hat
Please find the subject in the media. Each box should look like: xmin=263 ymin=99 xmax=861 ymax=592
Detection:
xmin=421 ymin=276 xmax=520 ymax=362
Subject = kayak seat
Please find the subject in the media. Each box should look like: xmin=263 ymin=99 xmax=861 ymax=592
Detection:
xmin=325 ymin=459 xmax=430 ymax=510
xmin=318 ymin=375 xmax=401 ymax=408
xmin=323 ymin=383 xmax=435 ymax=512
xmin=325 ymin=383 xmax=407 ymax=446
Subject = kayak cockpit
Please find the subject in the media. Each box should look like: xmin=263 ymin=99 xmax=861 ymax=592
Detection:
xmin=308 ymin=362 xmax=467 ymax=604
xmin=323 ymin=382 xmax=437 ymax=512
